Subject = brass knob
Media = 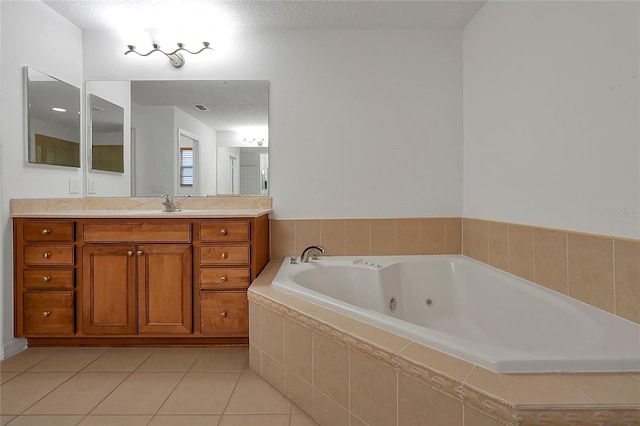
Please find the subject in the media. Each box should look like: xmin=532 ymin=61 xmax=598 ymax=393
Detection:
xmin=220 ymin=276 xmax=228 ymax=282
xmin=42 ymin=252 xmax=51 ymax=259
xmin=220 ymin=311 xmax=227 ymax=318
xmin=42 ymin=311 xmax=51 ymax=317
xmin=136 ymin=251 xmax=143 ymax=256
xmin=221 ymin=252 xmax=228 ymax=259
xmin=41 ymin=229 xmax=51 ymax=235
xmin=42 ymin=276 xmax=51 ymax=282
xmin=220 ymin=229 xmax=227 ymax=235
xmin=127 ymin=251 xmax=134 ymax=256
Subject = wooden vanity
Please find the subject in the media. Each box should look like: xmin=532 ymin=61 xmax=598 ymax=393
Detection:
xmin=12 ymin=206 xmax=269 ymax=347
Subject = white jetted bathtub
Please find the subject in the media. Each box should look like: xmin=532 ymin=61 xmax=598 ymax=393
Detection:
xmin=272 ymin=255 xmax=640 ymax=373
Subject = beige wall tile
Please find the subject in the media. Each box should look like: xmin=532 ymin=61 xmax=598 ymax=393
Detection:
xmin=313 ymin=390 xmax=349 ymax=426
xmin=398 ymin=373 xmax=462 ymax=426
xmin=351 ymin=324 xmax=411 ymax=354
xmin=260 ymin=354 xmax=285 ymax=394
xmin=421 ymin=218 xmax=446 ymax=255
xmin=462 ymin=218 xmax=473 ymax=257
xmin=445 ymin=218 xmax=462 ymax=254
xmin=371 ymin=219 xmax=396 ymax=255
xmin=471 ymin=219 xmax=489 ymax=263
xmin=463 ymin=407 xmax=507 ymax=426
xmin=349 ymin=351 xmax=397 ymax=426
xmin=271 ymin=220 xmax=296 ymax=260
xmin=534 ymin=228 xmax=568 ymax=294
xmin=312 ymin=333 xmax=349 ymax=408
xmin=261 ymin=308 xmax=284 ymax=363
xmin=284 ymin=319 xmax=312 ymax=382
xmin=284 ymin=369 xmax=313 ymax=416
xmin=614 ymin=239 xmax=640 ymax=323
xmin=568 ymin=234 xmax=614 ymax=313
xmin=296 ymin=220 xmax=321 ymax=255
xmin=508 ymin=224 xmax=534 ymax=281
xmin=346 ymin=220 xmax=371 ymax=256
xmin=396 ymin=219 xmax=420 ymax=255
xmin=399 ymin=343 xmax=473 ymax=381
xmin=249 ymin=301 xmax=261 ymax=349
xmin=320 ymin=220 xmax=346 ymax=256
xmin=487 ymin=221 xmax=508 ymax=271
xmin=560 ymin=373 xmax=640 ymax=405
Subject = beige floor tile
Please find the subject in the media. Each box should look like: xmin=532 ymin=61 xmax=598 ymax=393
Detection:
xmin=157 ymin=372 xmax=240 ymax=414
xmin=190 ymin=347 xmax=248 ymax=372
xmin=350 ymin=414 xmax=369 ymax=426
xmin=0 ymin=348 xmax=59 ymax=372
xmin=83 ymin=348 xmax=153 ymax=372
xmin=3 ymin=415 xmax=84 ymax=425
xmin=0 ymin=372 xmax=20 ymax=385
xmin=219 ymin=414 xmax=290 ymax=426
xmin=290 ymin=412 xmax=319 ymax=426
xmin=225 ymin=371 xmax=292 ymax=414
xmin=313 ymin=390 xmax=349 ymax=426
xmin=91 ymin=372 xmax=184 ymax=414
xmin=24 ymin=372 xmax=129 ymax=415
xmin=28 ymin=348 xmax=108 ymax=372
xmin=149 ymin=415 xmax=222 ymax=425
xmin=78 ymin=415 xmax=153 ymax=426
xmin=135 ymin=348 xmax=202 ymax=372
xmin=0 ymin=372 xmax=74 ymax=415
xmin=1 ymin=416 xmax=15 ymax=426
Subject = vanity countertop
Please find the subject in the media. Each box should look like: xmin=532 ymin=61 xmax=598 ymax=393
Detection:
xmin=11 ymin=208 xmax=271 ymax=218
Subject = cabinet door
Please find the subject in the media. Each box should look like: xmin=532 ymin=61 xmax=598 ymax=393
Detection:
xmin=137 ymin=245 xmax=192 ymax=334
xmin=82 ymin=246 xmax=136 ymax=334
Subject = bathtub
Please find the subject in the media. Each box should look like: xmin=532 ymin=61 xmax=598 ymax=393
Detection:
xmin=272 ymin=255 xmax=640 ymax=373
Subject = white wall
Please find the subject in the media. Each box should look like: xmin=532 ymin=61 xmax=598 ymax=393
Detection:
xmin=0 ymin=0 xmax=83 ymax=358
xmin=217 ymin=146 xmax=240 ymax=194
xmin=463 ymin=1 xmax=640 ymax=239
xmin=86 ymin=80 xmax=131 ymax=197
xmin=83 ymin=29 xmax=464 ymax=219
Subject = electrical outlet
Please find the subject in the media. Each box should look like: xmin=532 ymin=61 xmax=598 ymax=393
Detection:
xmin=69 ymin=178 xmax=80 ymax=194
xmin=88 ymin=179 xmax=96 ymax=194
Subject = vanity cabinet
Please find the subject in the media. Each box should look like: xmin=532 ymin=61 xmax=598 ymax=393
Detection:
xmin=13 ymin=213 xmax=269 ymax=346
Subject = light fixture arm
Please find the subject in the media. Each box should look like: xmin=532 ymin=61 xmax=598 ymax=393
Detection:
xmin=124 ymin=42 xmax=211 ymax=68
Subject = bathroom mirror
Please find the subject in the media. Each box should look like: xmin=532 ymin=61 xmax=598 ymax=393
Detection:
xmin=89 ymin=94 xmax=124 ymax=173
xmin=25 ymin=67 xmax=81 ymax=168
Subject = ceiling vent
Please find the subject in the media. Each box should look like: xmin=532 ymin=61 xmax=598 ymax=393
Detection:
xmin=193 ymin=104 xmax=209 ymax=111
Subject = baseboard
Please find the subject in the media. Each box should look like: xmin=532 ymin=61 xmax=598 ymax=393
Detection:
xmin=1 ymin=338 xmax=27 ymax=360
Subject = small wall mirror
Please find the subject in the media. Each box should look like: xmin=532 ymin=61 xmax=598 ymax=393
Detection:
xmin=24 ymin=67 xmax=81 ymax=168
xmin=89 ymin=94 xmax=124 ymax=173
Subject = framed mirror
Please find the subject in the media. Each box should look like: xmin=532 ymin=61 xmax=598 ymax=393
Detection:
xmin=24 ymin=67 xmax=81 ymax=168
xmin=89 ymin=94 xmax=124 ymax=173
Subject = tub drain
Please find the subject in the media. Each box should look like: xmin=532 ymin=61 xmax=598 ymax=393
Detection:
xmin=389 ymin=297 xmax=397 ymax=312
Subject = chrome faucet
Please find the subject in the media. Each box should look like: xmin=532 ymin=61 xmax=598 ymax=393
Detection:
xmin=161 ymin=195 xmax=178 ymax=212
xmin=300 ymin=245 xmax=326 ymax=263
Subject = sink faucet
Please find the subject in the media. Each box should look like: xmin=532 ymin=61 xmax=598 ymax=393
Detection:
xmin=161 ymin=195 xmax=178 ymax=212
xmin=300 ymin=245 xmax=326 ymax=263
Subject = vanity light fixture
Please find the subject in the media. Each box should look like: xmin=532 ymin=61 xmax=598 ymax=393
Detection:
xmin=242 ymin=138 xmax=266 ymax=146
xmin=51 ymin=107 xmax=67 ymax=112
xmin=124 ymin=42 xmax=212 ymax=68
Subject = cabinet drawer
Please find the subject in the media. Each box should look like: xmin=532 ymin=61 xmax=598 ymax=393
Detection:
xmin=83 ymin=223 xmax=191 ymax=243
xmin=24 ymin=222 xmax=75 ymax=242
xmin=23 ymin=292 xmax=74 ymax=334
xmin=200 ymin=268 xmax=250 ymax=289
xmin=24 ymin=269 xmax=74 ymax=289
xmin=200 ymin=291 xmax=248 ymax=334
xmin=24 ymin=246 xmax=74 ymax=265
xmin=201 ymin=222 xmax=250 ymax=242
xmin=201 ymin=246 xmax=250 ymax=265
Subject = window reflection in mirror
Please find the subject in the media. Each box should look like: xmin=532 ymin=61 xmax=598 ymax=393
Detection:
xmin=24 ymin=67 xmax=81 ymax=168
xmin=89 ymin=94 xmax=125 ymax=173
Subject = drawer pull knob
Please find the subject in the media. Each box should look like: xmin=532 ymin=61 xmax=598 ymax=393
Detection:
xmin=221 ymin=252 xmax=228 ymax=259
xmin=220 ymin=311 xmax=227 ymax=318
xmin=42 ymin=311 xmax=51 ymax=318
xmin=137 ymin=251 xmax=143 ymax=256
xmin=220 ymin=229 xmax=228 ymax=235
xmin=127 ymin=251 xmax=134 ymax=256
xmin=42 ymin=276 xmax=51 ymax=282
xmin=41 ymin=229 xmax=51 ymax=235
xmin=42 ymin=252 xmax=51 ymax=259
xmin=220 ymin=276 xmax=228 ymax=282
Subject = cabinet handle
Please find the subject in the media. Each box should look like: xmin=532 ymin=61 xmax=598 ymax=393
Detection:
xmin=42 ymin=252 xmax=51 ymax=259
xmin=41 ymin=229 xmax=51 ymax=235
xmin=220 ymin=276 xmax=228 ymax=282
xmin=220 ymin=228 xmax=228 ymax=235
xmin=221 ymin=252 xmax=228 ymax=259
xmin=42 ymin=276 xmax=51 ymax=282
xmin=42 ymin=311 xmax=51 ymax=318
xmin=220 ymin=311 xmax=227 ymax=318
xmin=127 ymin=251 xmax=134 ymax=256
xmin=136 ymin=251 xmax=143 ymax=256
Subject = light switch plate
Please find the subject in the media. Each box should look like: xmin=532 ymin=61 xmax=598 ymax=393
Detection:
xmin=69 ymin=178 xmax=80 ymax=194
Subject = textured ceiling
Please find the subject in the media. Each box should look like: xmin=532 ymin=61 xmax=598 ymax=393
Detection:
xmin=44 ymin=0 xmax=487 ymax=31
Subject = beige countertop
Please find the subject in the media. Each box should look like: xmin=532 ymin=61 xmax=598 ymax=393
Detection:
xmin=12 ymin=208 xmax=271 ymax=218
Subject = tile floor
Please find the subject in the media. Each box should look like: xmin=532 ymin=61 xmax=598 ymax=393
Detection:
xmin=0 ymin=346 xmax=318 ymax=426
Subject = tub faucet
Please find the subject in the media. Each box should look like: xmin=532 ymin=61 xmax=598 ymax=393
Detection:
xmin=161 ymin=195 xmax=178 ymax=212
xmin=300 ymin=245 xmax=326 ymax=263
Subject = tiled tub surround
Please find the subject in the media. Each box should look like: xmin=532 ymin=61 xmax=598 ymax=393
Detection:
xmin=249 ymin=264 xmax=640 ymax=426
